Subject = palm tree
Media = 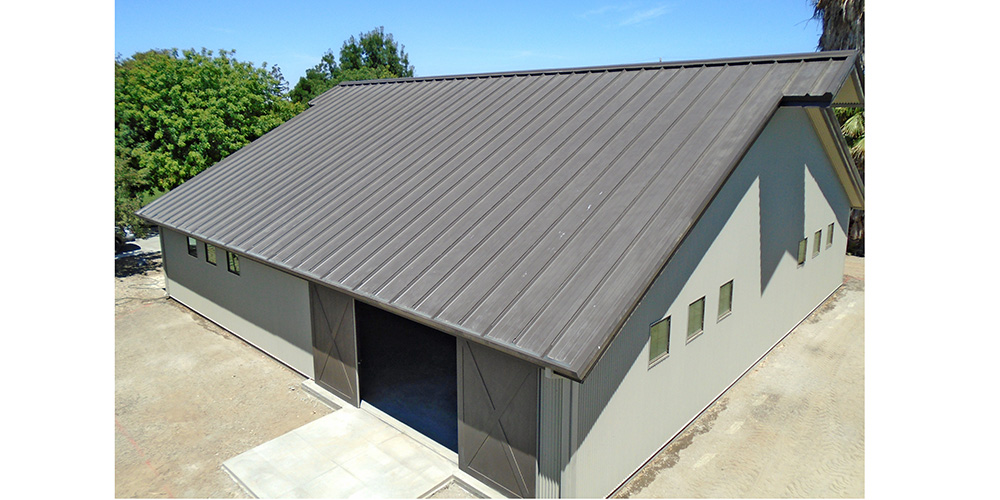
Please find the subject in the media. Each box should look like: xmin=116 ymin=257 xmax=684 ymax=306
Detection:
xmin=813 ymin=0 xmax=865 ymax=256
xmin=837 ymin=108 xmax=864 ymax=180
xmin=813 ymin=0 xmax=865 ymax=68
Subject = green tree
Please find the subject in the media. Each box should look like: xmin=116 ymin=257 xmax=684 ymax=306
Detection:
xmin=836 ymin=107 xmax=864 ymax=180
xmin=813 ymin=0 xmax=865 ymax=255
xmin=288 ymin=50 xmax=340 ymax=103
xmin=290 ymin=27 xmax=414 ymax=103
xmin=114 ymin=154 xmax=149 ymax=238
xmin=115 ymin=48 xmax=304 ymax=233
xmin=339 ymin=26 xmax=413 ymax=77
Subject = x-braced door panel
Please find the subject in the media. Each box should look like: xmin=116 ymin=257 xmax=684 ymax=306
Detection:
xmin=309 ymin=283 xmax=359 ymax=407
xmin=458 ymin=338 xmax=538 ymax=498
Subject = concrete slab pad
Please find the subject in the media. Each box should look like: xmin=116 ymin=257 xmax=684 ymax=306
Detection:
xmin=222 ymin=383 xmax=506 ymax=499
xmin=293 ymin=465 xmax=365 ymax=498
xmin=223 ymin=449 xmax=297 ymax=498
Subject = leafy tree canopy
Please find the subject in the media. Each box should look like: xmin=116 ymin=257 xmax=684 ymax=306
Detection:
xmin=115 ymin=48 xmax=304 ymax=233
xmin=290 ymin=27 xmax=414 ymax=103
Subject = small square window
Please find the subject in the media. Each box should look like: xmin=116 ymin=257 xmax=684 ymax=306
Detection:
xmin=649 ymin=316 xmax=670 ymax=363
xmin=206 ymin=244 xmax=217 ymax=265
xmin=718 ymin=280 xmax=733 ymax=320
xmin=797 ymin=238 xmax=807 ymax=266
xmin=687 ymin=297 xmax=705 ymax=342
xmin=187 ymin=236 xmax=198 ymax=257
xmin=813 ymin=230 xmax=822 ymax=257
xmin=826 ymin=223 xmax=834 ymax=248
xmin=227 ymin=251 xmax=240 ymax=275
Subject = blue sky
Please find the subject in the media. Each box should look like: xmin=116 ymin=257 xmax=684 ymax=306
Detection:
xmin=115 ymin=0 xmax=824 ymax=86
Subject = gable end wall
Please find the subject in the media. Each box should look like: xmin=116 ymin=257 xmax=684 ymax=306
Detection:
xmin=555 ymin=107 xmax=852 ymax=497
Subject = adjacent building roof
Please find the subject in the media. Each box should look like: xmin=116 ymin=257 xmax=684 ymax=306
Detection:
xmin=138 ymin=50 xmax=864 ymax=381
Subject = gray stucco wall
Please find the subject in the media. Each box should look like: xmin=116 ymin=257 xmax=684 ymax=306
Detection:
xmin=161 ymin=227 xmax=314 ymax=378
xmin=557 ymin=107 xmax=852 ymax=497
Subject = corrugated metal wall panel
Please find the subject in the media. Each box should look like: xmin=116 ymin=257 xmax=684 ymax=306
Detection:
xmin=537 ymin=373 xmax=564 ymax=498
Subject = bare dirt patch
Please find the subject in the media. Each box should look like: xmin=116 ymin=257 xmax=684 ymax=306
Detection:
xmin=115 ymin=255 xmax=333 ymax=498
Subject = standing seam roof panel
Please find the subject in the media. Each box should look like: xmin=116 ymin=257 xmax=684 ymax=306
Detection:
xmin=254 ymin=78 xmax=515 ymax=262
xmin=226 ymin=79 xmax=473 ymax=251
xmin=243 ymin=77 xmax=509 ymax=257
xmin=289 ymin=75 xmax=552 ymax=273
xmin=311 ymin=74 xmax=582 ymax=283
xmin=388 ymin=70 xmax=651 ymax=312
xmin=408 ymin=69 xmax=664 ymax=320
xmin=434 ymin=68 xmax=678 ymax=329
xmin=540 ymin=63 xmax=785 ymax=366
xmin=364 ymin=71 xmax=633 ymax=303
xmin=334 ymin=73 xmax=598 ymax=289
xmin=491 ymin=63 xmax=755 ymax=349
xmin=211 ymin=79 xmax=462 ymax=250
xmin=455 ymin=66 xmax=711 ymax=340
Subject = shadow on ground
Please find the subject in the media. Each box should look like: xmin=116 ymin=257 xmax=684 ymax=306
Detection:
xmin=116 ymin=252 xmax=163 ymax=278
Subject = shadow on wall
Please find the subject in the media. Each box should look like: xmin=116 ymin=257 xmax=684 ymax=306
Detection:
xmin=572 ymin=152 xmax=763 ymax=451
xmin=571 ymin=107 xmax=854 ymax=455
xmin=758 ymin=155 xmax=805 ymax=294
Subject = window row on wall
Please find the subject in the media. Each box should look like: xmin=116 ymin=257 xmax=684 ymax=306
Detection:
xmin=648 ymin=279 xmax=734 ymax=365
xmin=187 ymin=236 xmax=241 ymax=275
xmin=797 ymin=222 xmax=835 ymax=266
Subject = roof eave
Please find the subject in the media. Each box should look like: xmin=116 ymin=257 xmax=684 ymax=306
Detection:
xmin=831 ymin=65 xmax=865 ymax=107
xmin=136 ymin=216 xmax=588 ymax=380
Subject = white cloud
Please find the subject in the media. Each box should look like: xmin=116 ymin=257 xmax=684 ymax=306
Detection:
xmin=579 ymin=2 xmax=673 ymax=26
xmin=581 ymin=3 xmax=634 ymax=18
xmin=618 ymin=4 xmax=671 ymax=26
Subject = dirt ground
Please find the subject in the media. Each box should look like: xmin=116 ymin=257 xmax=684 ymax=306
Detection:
xmin=115 ymin=254 xmax=333 ymax=498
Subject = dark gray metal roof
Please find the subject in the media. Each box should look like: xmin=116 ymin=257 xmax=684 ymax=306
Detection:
xmin=138 ymin=50 xmax=862 ymax=381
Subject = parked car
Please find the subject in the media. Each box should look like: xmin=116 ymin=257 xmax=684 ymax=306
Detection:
xmin=116 ymin=226 xmax=135 ymax=251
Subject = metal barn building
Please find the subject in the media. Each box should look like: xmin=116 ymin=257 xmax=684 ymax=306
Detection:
xmin=137 ymin=50 xmax=864 ymax=498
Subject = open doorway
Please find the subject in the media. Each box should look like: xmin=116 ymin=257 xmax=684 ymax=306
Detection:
xmin=355 ymin=301 xmax=458 ymax=452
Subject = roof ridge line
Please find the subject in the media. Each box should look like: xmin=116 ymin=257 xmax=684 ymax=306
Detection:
xmin=337 ymin=50 xmax=857 ymax=87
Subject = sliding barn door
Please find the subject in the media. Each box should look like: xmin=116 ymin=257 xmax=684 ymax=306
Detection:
xmin=458 ymin=338 xmax=538 ymax=498
xmin=309 ymin=283 xmax=359 ymax=407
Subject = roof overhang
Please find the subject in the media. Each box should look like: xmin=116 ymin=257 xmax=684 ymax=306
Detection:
xmin=832 ymin=64 xmax=865 ymax=108
xmin=781 ymin=51 xmax=864 ymax=209
xmin=804 ymin=106 xmax=865 ymax=209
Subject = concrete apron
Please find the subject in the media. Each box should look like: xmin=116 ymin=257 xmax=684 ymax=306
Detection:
xmin=223 ymin=380 xmax=506 ymax=499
